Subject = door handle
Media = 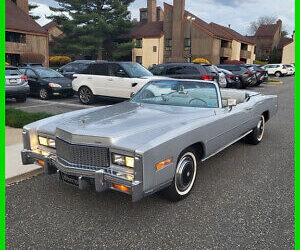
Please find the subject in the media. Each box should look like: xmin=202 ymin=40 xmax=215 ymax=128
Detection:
xmin=246 ymin=106 xmax=253 ymax=110
xmin=108 ymin=78 xmax=113 ymax=81
xmin=88 ymin=77 xmax=92 ymax=80
xmin=132 ymin=82 xmax=138 ymax=87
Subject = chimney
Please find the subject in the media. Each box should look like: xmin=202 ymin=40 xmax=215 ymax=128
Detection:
xmin=171 ymin=0 xmax=185 ymax=61
xmin=16 ymin=0 xmax=29 ymax=14
xmin=147 ymin=0 xmax=157 ymax=23
xmin=277 ymin=19 xmax=282 ymax=32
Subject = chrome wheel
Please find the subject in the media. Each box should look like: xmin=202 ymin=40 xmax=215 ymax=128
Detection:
xmin=79 ymin=87 xmax=92 ymax=104
xmin=39 ymin=88 xmax=49 ymax=100
xmin=275 ymin=72 xmax=281 ymax=77
xmin=175 ymin=152 xmax=197 ymax=196
xmin=257 ymin=115 xmax=265 ymax=141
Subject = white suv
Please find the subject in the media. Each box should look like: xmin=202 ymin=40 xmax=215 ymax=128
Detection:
xmin=72 ymin=62 xmax=164 ymax=104
xmin=262 ymin=64 xmax=287 ymax=77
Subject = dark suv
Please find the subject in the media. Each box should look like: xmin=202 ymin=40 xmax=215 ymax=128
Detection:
xmin=217 ymin=64 xmax=256 ymax=88
xmin=58 ymin=60 xmax=97 ymax=79
xmin=149 ymin=63 xmax=219 ymax=82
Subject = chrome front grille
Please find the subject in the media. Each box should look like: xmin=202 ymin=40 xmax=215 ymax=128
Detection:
xmin=56 ymin=138 xmax=109 ymax=170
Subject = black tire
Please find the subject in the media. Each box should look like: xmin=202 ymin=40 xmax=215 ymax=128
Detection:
xmin=161 ymin=148 xmax=199 ymax=201
xmin=275 ymin=71 xmax=282 ymax=77
xmin=16 ymin=95 xmax=27 ymax=103
xmin=39 ymin=88 xmax=51 ymax=100
xmin=78 ymin=86 xmax=95 ymax=104
xmin=245 ymin=115 xmax=265 ymax=145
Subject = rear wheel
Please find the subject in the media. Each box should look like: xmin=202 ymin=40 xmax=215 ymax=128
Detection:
xmin=162 ymin=148 xmax=198 ymax=201
xmin=275 ymin=71 xmax=282 ymax=77
xmin=78 ymin=86 xmax=95 ymax=104
xmin=245 ymin=115 xmax=265 ymax=145
xmin=16 ymin=95 xmax=27 ymax=103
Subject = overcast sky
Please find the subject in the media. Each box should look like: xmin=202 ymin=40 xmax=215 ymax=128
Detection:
xmin=30 ymin=0 xmax=295 ymax=36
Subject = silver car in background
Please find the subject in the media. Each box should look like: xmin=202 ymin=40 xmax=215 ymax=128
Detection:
xmin=5 ymin=66 xmax=30 ymax=102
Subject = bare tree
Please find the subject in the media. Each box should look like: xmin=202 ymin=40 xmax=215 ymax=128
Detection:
xmin=248 ymin=16 xmax=278 ymax=35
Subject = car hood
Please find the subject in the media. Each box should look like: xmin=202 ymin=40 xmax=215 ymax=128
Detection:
xmin=36 ymin=101 xmax=215 ymax=152
xmin=41 ymin=77 xmax=72 ymax=87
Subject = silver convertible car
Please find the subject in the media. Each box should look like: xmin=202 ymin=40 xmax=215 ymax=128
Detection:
xmin=21 ymin=79 xmax=277 ymax=201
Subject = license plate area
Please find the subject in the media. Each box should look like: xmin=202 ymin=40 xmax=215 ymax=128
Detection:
xmin=9 ymin=79 xmax=18 ymax=84
xmin=60 ymin=172 xmax=79 ymax=186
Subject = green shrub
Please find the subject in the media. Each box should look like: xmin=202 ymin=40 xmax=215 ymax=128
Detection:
xmin=5 ymin=108 xmax=53 ymax=128
xmin=254 ymin=60 xmax=267 ymax=66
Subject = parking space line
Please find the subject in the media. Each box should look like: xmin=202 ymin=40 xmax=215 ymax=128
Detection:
xmin=52 ymin=102 xmax=98 ymax=108
xmin=18 ymin=103 xmax=55 ymax=109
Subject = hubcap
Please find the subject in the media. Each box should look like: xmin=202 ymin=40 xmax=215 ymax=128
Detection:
xmin=257 ymin=116 xmax=265 ymax=141
xmin=80 ymin=88 xmax=91 ymax=103
xmin=40 ymin=89 xmax=48 ymax=99
xmin=175 ymin=155 xmax=195 ymax=194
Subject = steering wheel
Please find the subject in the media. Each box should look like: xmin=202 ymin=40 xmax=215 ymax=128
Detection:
xmin=161 ymin=91 xmax=177 ymax=102
xmin=188 ymin=98 xmax=207 ymax=105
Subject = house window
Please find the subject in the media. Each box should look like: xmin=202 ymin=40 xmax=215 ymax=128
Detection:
xmin=141 ymin=11 xmax=147 ymax=20
xmin=165 ymin=39 xmax=172 ymax=51
xmin=153 ymin=46 xmax=157 ymax=52
xmin=136 ymin=39 xmax=142 ymax=48
xmin=184 ymin=38 xmax=191 ymax=48
xmin=5 ymin=31 xmax=26 ymax=43
xmin=136 ymin=56 xmax=142 ymax=64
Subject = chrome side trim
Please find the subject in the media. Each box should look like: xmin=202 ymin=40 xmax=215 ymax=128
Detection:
xmin=202 ymin=130 xmax=253 ymax=162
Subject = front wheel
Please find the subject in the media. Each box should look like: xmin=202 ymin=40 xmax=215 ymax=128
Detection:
xmin=78 ymin=86 xmax=95 ymax=104
xmin=39 ymin=88 xmax=51 ymax=100
xmin=162 ymin=149 xmax=198 ymax=201
xmin=245 ymin=115 xmax=265 ymax=145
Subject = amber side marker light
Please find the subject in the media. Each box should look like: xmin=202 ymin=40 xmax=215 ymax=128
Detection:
xmin=156 ymin=158 xmax=173 ymax=171
xmin=112 ymin=183 xmax=130 ymax=193
xmin=37 ymin=160 xmax=45 ymax=166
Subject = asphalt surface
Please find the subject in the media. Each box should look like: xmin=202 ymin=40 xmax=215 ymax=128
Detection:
xmin=6 ymin=77 xmax=294 ymax=249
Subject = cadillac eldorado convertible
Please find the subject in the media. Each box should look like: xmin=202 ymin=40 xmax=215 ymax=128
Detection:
xmin=21 ymin=79 xmax=277 ymax=201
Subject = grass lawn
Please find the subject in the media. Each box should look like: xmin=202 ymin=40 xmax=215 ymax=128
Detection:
xmin=5 ymin=108 xmax=53 ymax=128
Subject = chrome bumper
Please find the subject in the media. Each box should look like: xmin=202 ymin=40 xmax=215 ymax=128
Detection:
xmin=21 ymin=149 xmax=144 ymax=202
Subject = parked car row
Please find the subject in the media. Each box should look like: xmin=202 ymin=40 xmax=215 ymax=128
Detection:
xmin=5 ymin=60 xmax=293 ymax=104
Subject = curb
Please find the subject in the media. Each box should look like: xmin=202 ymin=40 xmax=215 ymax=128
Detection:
xmin=6 ymin=167 xmax=44 ymax=186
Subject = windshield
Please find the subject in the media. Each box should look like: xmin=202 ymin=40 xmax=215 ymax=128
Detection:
xmin=35 ymin=68 xmax=64 ymax=78
xmin=120 ymin=63 xmax=153 ymax=78
xmin=5 ymin=68 xmax=21 ymax=76
xmin=132 ymin=80 xmax=219 ymax=108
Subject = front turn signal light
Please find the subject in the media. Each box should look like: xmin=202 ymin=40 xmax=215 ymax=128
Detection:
xmin=112 ymin=183 xmax=130 ymax=193
xmin=156 ymin=158 xmax=173 ymax=171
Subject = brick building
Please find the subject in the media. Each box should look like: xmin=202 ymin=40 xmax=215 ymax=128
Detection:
xmin=5 ymin=0 xmax=49 ymax=66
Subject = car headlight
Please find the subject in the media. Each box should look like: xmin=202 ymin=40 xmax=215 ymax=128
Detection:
xmin=38 ymin=136 xmax=56 ymax=148
xmin=112 ymin=153 xmax=134 ymax=168
xmin=48 ymin=83 xmax=62 ymax=88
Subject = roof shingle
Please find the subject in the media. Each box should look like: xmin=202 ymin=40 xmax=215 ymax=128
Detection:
xmin=5 ymin=0 xmax=48 ymax=35
xmin=209 ymin=22 xmax=255 ymax=44
xmin=255 ymin=24 xmax=279 ymax=37
xmin=125 ymin=21 xmax=163 ymax=39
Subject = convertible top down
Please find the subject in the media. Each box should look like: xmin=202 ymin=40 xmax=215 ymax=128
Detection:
xmin=21 ymin=79 xmax=277 ymax=201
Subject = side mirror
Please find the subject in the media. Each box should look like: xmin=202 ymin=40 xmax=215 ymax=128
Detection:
xmin=130 ymin=92 xmax=135 ymax=98
xmin=228 ymin=99 xmax=237 ymax=110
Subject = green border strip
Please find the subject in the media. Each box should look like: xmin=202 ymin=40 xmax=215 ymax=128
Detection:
xmin=0 ymin=0 xmax=5 ymax=249
xmin=296 ymin=0 xmax=298 ymax=248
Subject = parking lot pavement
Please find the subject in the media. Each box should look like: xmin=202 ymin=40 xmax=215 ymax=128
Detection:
xmin=5 ymin=95 xmax=119 ymax=115
xmin=5 ymin=76 xmax=294 ymax=249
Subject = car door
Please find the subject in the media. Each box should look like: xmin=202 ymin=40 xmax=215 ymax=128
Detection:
xmin=25 ymin=69 xmax=40 ymax=95
xmin=206 ymin=102 xmax=252 ymax=156
xmin=89 ymin=63 xmax=110 ymax=96
xmin=105 ymin=63 xmax=136 ymax=98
